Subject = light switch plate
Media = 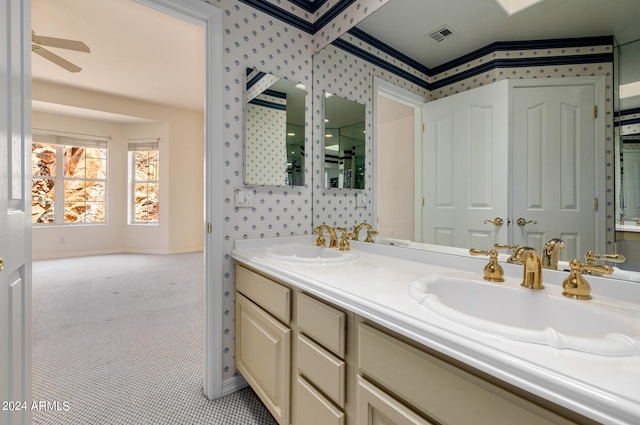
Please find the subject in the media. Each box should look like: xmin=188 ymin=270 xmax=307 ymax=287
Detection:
xmin=235 ymin=187 xmax=254 ymax=208
xmin=356 ymin=191 xmax=367 ymax=207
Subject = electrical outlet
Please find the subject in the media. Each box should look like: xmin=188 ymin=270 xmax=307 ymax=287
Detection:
xmin=235 ymin=188 xmax=254 ymax=208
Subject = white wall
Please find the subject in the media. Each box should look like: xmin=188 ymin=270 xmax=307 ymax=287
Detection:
xmin=377 ymin=97 xmax=415 ymax=240
xmin=32 ymin=82 xmax=204 ymax=259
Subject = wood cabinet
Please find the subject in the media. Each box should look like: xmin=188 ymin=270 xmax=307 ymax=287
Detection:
xmin=235 ymin=266 xmax=292 ymax=425
xmin=235 ymin=262 xmax=594 ymax=425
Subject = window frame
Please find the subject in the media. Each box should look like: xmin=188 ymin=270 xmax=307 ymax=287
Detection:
xmin=128 ymin=139 xmax=160 ymax=225
xmin=31 ymin=131 xmax=109 ymax=226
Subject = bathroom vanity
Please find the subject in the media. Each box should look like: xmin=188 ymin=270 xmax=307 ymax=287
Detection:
xmin=232 ymin=236 xmax=640 ymax=425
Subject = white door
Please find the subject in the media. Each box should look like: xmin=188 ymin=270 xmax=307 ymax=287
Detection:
xmin=422 ymin=80 xmax=509 ymax=250
xmin=0 ymin=1 xmax=32 ymax=424
xmin=512 ymin=85 xmax=597 ymax=261
xmin=622 ymin=147 xmax=640 ymax=220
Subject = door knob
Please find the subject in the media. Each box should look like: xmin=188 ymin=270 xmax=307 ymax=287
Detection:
xmin=483 ymin=217 xmax=504 ymax=226
xmin=0 ymin=257 xmax=3 ymax=272
xmin=517 ymin=218 xmax=537 ymax=226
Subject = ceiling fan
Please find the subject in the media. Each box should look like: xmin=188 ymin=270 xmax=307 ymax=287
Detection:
xmin=31 ymin=30 xmax=90 ymax=73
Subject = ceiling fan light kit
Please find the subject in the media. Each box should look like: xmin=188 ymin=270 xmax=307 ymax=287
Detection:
xmin=31 ymin=30 xmax=90 ymax=73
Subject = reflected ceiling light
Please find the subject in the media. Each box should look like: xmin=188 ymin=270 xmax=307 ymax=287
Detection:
xmin=325 ymin=144 xmax=339 ymax=151
xmin=287 ymin=132 xmax=296 ymax=136
xmin=620 ymin=81 xmax=640 ymax=99
xmin=325 ymin=134 xmax=333 ymax=137
xmin=494 ymin=0 xmax=544 ymax=15
xmin=295 ymin=83 xmax=305 ymax=89
xmin=325 ymin=93 xmax=333 ymax=98
xmin=324 ymin=118 xmax=329 ymax=122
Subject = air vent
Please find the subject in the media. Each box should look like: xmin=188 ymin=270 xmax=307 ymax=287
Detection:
xmin=426 ymin=25 xmax=454 ymax=43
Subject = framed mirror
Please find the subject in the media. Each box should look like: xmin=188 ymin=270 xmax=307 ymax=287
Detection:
xmin=245 ymin=68 xmax=306 ymax=186
xmin=323 ymin=92 xmax=366 ymax=189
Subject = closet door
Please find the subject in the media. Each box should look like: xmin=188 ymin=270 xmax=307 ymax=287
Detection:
xmin=422 ymin=80 xmax=509 ymax=250
xmin=512 ymin=84 xmax=597 ymax=259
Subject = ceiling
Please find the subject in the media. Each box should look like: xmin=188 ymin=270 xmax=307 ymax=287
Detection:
xmin=357 ymin=0 xmax=640 ymax=69
xmin=32 ymin=0 xmax=640 ymax=121
xmin=32 ymin=0 xmax=205 ymax=119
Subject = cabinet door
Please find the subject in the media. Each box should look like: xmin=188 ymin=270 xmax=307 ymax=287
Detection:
xmin=357 ymin=377 xmax=433 ymax=425
xmin=236 ymin=293 xmax=291 ymax=425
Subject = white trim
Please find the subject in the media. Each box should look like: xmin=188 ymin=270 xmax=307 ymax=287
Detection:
xmin=132 ymin=0 xmax=224 ymax=400
xmin=372 ymin=77 xmax=426 ymax=240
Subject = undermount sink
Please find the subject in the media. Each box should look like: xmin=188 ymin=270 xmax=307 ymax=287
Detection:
xmin=408 ymin=273 xmax=640 ymax=356
xmin=263 ymin=244 xmax=359 ymax=264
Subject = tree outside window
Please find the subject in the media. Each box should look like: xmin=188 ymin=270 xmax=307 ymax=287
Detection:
xmin=129 ymin=140 xmax=159 ymax=224
xmin=32 ymin=133 xmax=108 ymax=225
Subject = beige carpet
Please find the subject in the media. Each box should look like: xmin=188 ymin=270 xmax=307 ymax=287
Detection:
xmin=32 ymin=252 xmax=277 ymax=425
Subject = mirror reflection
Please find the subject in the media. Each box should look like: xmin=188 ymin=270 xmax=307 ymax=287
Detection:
xmin=311 ymin=0 xmax=640 ymax=280
xmin=323 ymin=93 xmax=366 ymax=189
xmin=616 ymin=38 xmax=640 ymax=271
xmin=245 ymin=68 xmax=305 ymax=186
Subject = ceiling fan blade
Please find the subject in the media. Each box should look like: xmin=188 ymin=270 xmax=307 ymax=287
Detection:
xmin=32 ymin=33 xmax=90 ymax=53
xmin=32 ymin=45 xmax=82 ymax=73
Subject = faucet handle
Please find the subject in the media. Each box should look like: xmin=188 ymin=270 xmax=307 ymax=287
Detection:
xmin=313 ymin=226 xmax=327 ymax=247
xmin=336 ymin=227 xmax=352 ymax=251
xmin=562 ymin=259 xmax=613 ymax=300
xmin=364 ymin=230 xmax=379 ymax=243
xmin=584 ymin=251 xmax=626 ymax=266
xmin=469 ymin=248 xmax=504 ymax=282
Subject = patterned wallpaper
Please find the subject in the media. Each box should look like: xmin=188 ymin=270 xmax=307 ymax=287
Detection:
xmin=245 ymin=93 xmax=288 ymax=185
xmin=207 ymin=0 xmax=616 ymax=383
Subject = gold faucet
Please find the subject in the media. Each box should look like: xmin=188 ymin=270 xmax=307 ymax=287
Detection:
xmin=562 ymin=259 xmax=613 ymax=300
xmin=541 ymin=238 xmax=565 ymax=270
xmin=336 ymin=227 xmax=353 ymax=251
xmin=494 ymin=243 xmax=537 ymax=265
xmin=352 ymin=222 xmax=372 ymax=241
xmin=521 ymin=251 xmax=544 ymax=290
xmin=314 ymin=225 xmax=338 ymax=248
xmin=364 ymin=230 xmax=378 ymax=243
xmin=469 ymin=248 xmax=504 ymax=282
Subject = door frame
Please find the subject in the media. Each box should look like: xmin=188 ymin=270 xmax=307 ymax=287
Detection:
xmin=507 ymin=77 xmax=606 ymax=254
xmin=373 ymin=77 xmax=426 ymax=240
xmin=131 ymin=0 xmax=224 ymax=400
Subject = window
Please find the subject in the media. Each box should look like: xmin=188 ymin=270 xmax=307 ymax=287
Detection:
xmin=32 ymin=132 xmax=108 ymax=225
xmin=129 ymin=139 xmax=159 ymax=224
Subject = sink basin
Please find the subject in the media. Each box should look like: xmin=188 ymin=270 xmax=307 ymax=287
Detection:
xmin=408 ymin=273 xmax=640 ymax=356
xmin=263 ymin=244 xmax=359 ymax=264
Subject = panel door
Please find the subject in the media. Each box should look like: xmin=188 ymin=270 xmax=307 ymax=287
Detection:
xmin=235 ymin=293 xmax=291 ymax=425
xmin=357 ymin=377 xmax=433 ymax=425
xmin=512 ymin=85 xmax=597 ymax=260
xmin=622 ymin=148 xmax=640 ymax=220
xmin=422 ymin=80 xmax=509 ymax=250
xmin=0 ymin=1 xmax=32 ymax=425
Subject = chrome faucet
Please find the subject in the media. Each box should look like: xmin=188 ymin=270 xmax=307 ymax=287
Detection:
xmin=521 ymin=251 xmax=544 ymax=290
xmin=352 ymin=222 xmax=372 ymax=241
xmin=542 ymin=238 xmax=565 ymax=270
xmin=314 ymin=225 xmax=338 ymax=248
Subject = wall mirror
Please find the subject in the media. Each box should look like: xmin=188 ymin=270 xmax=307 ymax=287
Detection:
xmin=323 ymin=92 xmax=366 ymax=189
xmin=245 ymin=68 xmax=306 ymax=186
xmin=311 ymin=0 xmax=640 ymax=279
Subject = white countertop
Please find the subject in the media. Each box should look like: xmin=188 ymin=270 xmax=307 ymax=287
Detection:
xmin=232 ymin=235 xmax=640 ymax=425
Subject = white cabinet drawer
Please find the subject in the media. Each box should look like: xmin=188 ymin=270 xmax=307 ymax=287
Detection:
xmin=297 ymin=334 xmax=346 ymax=407
xmin=236 ymin=264 xmax=291 ymax=324
xmin=295 ymin=375 xmax=345 ymax=425
xmin=297 ymin=292 xmax=346 ymax=358
xmin=358 ymin=323 xmax=577 ymax=425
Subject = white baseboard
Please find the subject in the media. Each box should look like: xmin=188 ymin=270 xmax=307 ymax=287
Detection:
xmin=32 ymin=248 xmax=204 ymax=261
xmin=221 ymin=375 xmax=248 ymax=397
